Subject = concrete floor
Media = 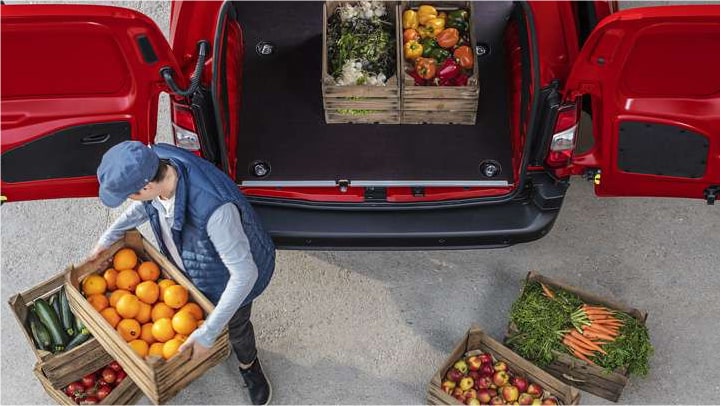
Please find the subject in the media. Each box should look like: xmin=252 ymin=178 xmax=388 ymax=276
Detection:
xmin=1 ymin=1 xmax=719 ymax=405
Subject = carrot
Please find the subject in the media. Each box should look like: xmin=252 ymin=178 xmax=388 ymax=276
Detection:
xmin=587 ymin=314 xmax=615 ymax=320
xmin=540 ymin=283 xmax=555 ymax=299
xmin=564 ymin=335 xmax=597 ymax=353
xmin=570 ymin=331 xmax=607 ymax=355
xmin=563 ymin=337 xmax=595 ymax=356
xmin=594 ymin=320 xmax=623 ymax=327
xmin=582 ymin=304 xmax=612 ymax=311
xmin=587 ymin=323 xmax=618 ymax=336
xmin=582 ymin=329 xmax=616 ymax=342
xmin=570 ymin=348 xmax=597 ymax=365
xmin=583 ymin=309 xmax=614 ymax=316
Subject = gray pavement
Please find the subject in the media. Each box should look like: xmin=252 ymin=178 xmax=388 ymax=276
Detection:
xmin=1 ymin=1 xmax=719 ymax=405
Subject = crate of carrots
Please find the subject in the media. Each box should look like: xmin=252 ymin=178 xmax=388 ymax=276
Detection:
xmin=65 ymin=230 xmax=231 ymax=404
xmin=504 ymin=272 xmax=652 ymax=402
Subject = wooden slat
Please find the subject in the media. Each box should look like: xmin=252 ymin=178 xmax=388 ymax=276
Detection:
xmin=65 ymin=230 xmax=231 ymax=405
xmin=427 ymin=326 xmax=580 ymax=405
xmin=402 ymin=98 xmax=478 ymax=111
xmin=401 ymin=110 xmax=476 ymax=125
xmin=33 ymin=363 xmax=143 ymax=405
xmin=8 ymin=271 xmax=113 ymax=389
xmin=322 ymin=2 xmax=402 ymax=124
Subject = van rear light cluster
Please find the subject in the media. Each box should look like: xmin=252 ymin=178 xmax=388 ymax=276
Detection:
xmin=171 ymin=103 xmax=201 ymax=151
xmin=546 ymin=103 xmax=579 ymax=167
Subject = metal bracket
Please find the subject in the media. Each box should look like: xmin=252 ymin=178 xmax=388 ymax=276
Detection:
xmin=337 ymin=179 xmax=350 ymax=193
xmin=704 ymin=185 xmax=719 ymax=205
xmin=364 ymin=186 xmax=387 ymax=202
xmin=411 ymin=186 xmax=425 ymax=197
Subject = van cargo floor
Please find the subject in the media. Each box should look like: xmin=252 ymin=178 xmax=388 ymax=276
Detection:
xmin=233 ymin=1 xmax=514 ymax=185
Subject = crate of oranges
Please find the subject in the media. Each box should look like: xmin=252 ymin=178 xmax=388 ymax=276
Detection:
xmin=65 ymin=230 xmax=231 ymax=405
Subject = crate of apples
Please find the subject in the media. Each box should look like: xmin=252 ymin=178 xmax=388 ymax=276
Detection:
xmin=442 ymin=351 xmax=562 ymax=405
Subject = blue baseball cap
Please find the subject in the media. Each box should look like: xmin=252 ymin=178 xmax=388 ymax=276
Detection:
xmin=97 ymin=141 xmax=159 ymax=208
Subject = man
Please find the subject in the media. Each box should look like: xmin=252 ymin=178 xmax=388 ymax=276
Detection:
xmin=90 ymin=141 xmax=275 ymax=405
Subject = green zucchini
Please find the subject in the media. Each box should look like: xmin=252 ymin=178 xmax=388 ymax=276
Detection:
xmin=34 ymin=298 xmax=68 ymax=352
xmin=74 ymin=316 xmax=89 ymax=336
xmin=28 ymin=307 xmax=51 ymax=351
xmin=58 ymin=287 xmax=75 ymax=337
xmin=64 ymin=331 xmax=91 ymax=351
xmin=49 ymin=292 xmax=62 ymax=321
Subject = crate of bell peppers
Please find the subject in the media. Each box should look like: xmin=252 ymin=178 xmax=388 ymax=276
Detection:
xmin=398 ymin=1 xmax=480 ymax=125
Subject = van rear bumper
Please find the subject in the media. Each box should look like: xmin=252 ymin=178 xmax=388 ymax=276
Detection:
xmin=250 ymin=173 xmax=567 ymax=250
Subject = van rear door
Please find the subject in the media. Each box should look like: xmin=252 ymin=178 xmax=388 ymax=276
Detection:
xmin=1 ymin=4 xmax=182 ymax=202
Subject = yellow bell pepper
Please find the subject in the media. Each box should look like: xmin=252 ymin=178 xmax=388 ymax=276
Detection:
xmin=418 ymin=25 xmax=436 ymax=39
xmin=438 ymin=11 xmax=447 ymax=23
xmin=418 ymin=5 xmax=438 ymax=25
xmin=402 ymin=9 xmax=419 ymax=29
xmin=425 ymin=17 xmax=445 ymax=36
xmin=403 ymin=40 xmax=424 ymax=60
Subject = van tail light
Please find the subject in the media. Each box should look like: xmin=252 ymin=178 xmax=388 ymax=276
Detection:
xmin=546 ymin=103 xmax=579 ymax=168
xmin=171 ymin=102 xmax=201 ymax=151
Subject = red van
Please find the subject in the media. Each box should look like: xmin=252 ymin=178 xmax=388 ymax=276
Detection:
xmin=1 ymin=1 xmax=718 ymax=249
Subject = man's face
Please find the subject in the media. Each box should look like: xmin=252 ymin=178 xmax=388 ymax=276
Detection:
xmin=129 ymin=182 xmax=162 ymax=202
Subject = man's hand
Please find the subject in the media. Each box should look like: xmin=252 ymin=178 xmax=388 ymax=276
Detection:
xmin=178 ymin=336 xmax=211 ymax=362
xmin=87 ymin=244 xmax=107 ymax=263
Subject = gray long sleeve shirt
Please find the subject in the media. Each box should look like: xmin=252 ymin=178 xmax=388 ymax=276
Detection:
xmin=97 ymin=199 xmax=258 ymax=347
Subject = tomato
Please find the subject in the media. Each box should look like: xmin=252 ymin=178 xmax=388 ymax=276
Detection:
xmin=96 ymin=385 xmax=112 ymax=401
xmin=108 ymin=361 xmax=123 ymax=372
xmin=101 ymin=367 xmax=117 ymax=384
xmin=81 ymin=373 xmax=97 ymax=389
xmin=97 ymin=380 xmax=110 ymax=388
xmin=80 ymin=395 xmax=99 ymax=405
xmin=65 ymin=381 xmax=85 ymax=398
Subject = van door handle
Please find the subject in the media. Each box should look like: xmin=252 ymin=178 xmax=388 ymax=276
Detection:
xmin=80 ymin=134 xmax=111 ymax=145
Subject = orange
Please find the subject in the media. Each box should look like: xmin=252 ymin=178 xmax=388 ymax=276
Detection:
xmin=171 ymin=311 xmax=197 ymax=335
xmin=138 ymin=261 xmax=161 ymax=282
xmin=174 ymin=333 xmax=188 ymax=341
xmin=87 ymin=294 xmax=109 ymax=312
xmin=151 ymin=302 xmax=175 ymax=322
xmin=148 ymin=342 xmax=165 ymax=359
xmin=163 ymin=285 xmax=188 ymax=309
xmin=157 ymin=279 xmax=176 ymax=299
xmin=109 ymin=289 xmax=131 ymax=308
xmin=116 ymin=270 xmax=141 ymax=291
xmin=151 ymin=318 xmax=175 ymax=343
xmin=129 ymin=339 xmax=149 ymax=358
xmin=135 ymin=281 xmax=159 ymax=305
xmin=117 ymin=318 xmax=141 ymax=342
xmin=135 ymin=302 xmax=152 ymax=324
xmin=162 ymin=338 xmax=185 ymax=360
xmin=140 ymin=322 xmax=156 ymax=344
xmin=179 ymin=302 xmax=204 ymax=320
xmin=103 ymin=268 xmax=119 ymax=291
xmin=113 ymin=248 xmax=138 ymax=270
xmin=82 ymin=274 xmax=107 ymax=296
xmin=100 ymin=307 xmax=121 ymax=328
xmin=116 ymin=294 xmax=141 ymax=319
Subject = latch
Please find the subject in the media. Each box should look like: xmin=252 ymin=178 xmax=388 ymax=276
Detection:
xmin=364 ymin=186 xmax=387 ymax=202
xmin=411 ymin=186 xmax=425 ymax=197
xmin=704 ymin=185 xmax=719 ymax=205
xmin=583 ymin=169 xmax=601 ymax=185
xmin=337 ymin=179 xmax=350 ymax=193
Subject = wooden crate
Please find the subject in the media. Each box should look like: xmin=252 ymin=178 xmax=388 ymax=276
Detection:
xmin=322 ymin=1 xmax=401 ymax=124
xmin=506 ymin=272 xmax=649 ymax=402
xmin=8 ymin=271 xmax=113 ymax=389
xmin=34 ymin=363 xmax=143 ymax=405
xmin=65 ymin=230 xmax=231 ymax=405
xmin=398 ymin=1 xmax=480 ymax=125
xmin=428 ymin=325 xmax=581 ymax=405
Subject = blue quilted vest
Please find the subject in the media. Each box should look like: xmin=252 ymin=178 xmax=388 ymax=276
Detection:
xmin=142 ymin=144 xmax=275 ymax=306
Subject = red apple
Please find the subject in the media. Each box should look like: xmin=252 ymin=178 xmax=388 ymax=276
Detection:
xmin=466 ymin=399 xmax=481 ymax=406
xmin=476 ymin=376 xmax=493 ymax=389
xmin=441 ymin=380 xmax=456 ymax=394
xmin=526 ymin=383 xmax=543 ymax=398
xmin=468 ymin=371 xmax=481 ymax=381
xmin=452 ymin=387 xmax=465 ymax=402
xmin=480 ymin=363 xmax=495 ymax=377
xmin=479 ymin=353 xmax=494 ymax=364
xmin=502 ymin=385 xmax=520 ymax=402
xmin=492 ymin=371 xmax=509 ymax=387
xmin=531 ymin=398 xmax=542 ymax=406
xmin=490 ymin=396 xmax=505 ymax=405
xmin=518 ymin=393 xmax=534 ymax=405
xmin=542 ymin=397 xmax=558 ymax=405
xmin=477 ymin=388 xmax=493 ymax=404
xmin=459 ymin=376 xmax=475 ymax=391
xmin=446 ymin=368 xmax=465 ymax=383
xmin=454 ymin=360 xmax=469 ymax=374
xmin=493 ymin=361 xmax=508 ymax=372
xmin=510 ymin=376 xmax=529 ymax=393
xmin=463 ymin=389 xmax=478 ymax=400
xmin=467 ymin=355 xmax=483 ymax=371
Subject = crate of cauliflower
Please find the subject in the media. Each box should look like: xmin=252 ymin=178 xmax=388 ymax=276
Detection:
xmin=322 ymin=1 xmax=401 ymax=124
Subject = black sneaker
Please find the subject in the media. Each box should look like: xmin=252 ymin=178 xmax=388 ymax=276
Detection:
xmin=239 ymin=359 xmax=272 ymax=405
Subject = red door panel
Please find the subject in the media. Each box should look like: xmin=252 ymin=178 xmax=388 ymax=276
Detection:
xmin=1 ymin=4 xmax=181 ymax=203
xmin=566 ymin=5 xmax=719 ymax=201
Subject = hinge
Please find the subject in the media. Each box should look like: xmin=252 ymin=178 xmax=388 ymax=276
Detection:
xmin=364 ymin=186 xmax=387 ymax=202
xmin=704 ymin=185 xmax=719 ymax=205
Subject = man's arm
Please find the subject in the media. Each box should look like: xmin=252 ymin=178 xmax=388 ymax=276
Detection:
xmin=188 ymin=203 xmax=258 ymax=348
xmin=91 ymin=201 xmax=149 ymax=258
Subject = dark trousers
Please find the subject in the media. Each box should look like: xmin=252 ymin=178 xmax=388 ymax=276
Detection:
xmin=228 ymin=302 xmax=258 ymax=365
